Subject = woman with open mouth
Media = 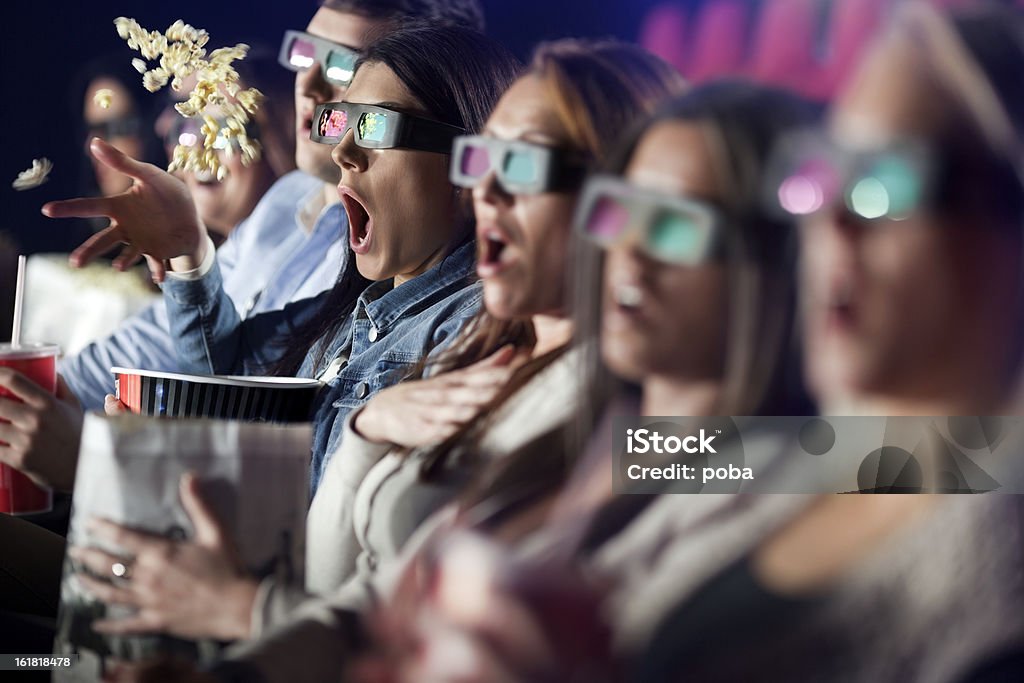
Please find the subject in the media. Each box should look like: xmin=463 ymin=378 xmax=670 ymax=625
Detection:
xmin=37 ymin=24 xmax=519 ymax=498
xmin=22 ymin=23 xmax=517 ymax=646
xmin=291 ymin=36 xmax=685 ymax=631
xmin=344 ymin=81 xmax=820 ymax=683
xmin=615 ymin=6 xmax=1024 ymax=682
xmin=40 ymin=38 xmax=685 ymax=669
xmin=440 ymin=5 xmax=1024 ymax=683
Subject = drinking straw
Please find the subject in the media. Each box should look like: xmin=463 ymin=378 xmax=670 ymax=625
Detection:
xmin=11 ymin=255 xmax=26 ymax=348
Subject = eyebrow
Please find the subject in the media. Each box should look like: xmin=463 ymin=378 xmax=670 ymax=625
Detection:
xmin=304 ymin=31 xmax=359 ymax=52
xmin=341 ymin=100 xmax=432 ymax=118
xmin=482 ymin=126 xmax=562 ymax=146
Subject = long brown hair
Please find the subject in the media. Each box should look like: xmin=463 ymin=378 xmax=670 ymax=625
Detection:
xmin=577 ymin=82 xmax=820 ymax=420
xmin=416 ymin=39 xmax=687 ymax=481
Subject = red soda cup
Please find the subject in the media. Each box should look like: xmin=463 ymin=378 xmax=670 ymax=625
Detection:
xmin=0 ymin=342 xmax=59 ymax=515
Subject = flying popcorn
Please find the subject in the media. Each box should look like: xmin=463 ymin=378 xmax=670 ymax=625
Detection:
xmin=93 ymin=89 xmax=114 ymax=109
xmin=12 ymin=158 xmax=53 ymax=191
xmin=113 ymin=16 xmax=263 ymax=179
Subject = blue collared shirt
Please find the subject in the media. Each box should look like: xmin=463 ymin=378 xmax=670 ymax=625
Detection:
xmin=162 ymin=239 xmax=483 ymax=494
xmin=61 ymin=171 xmax=346 ymax=410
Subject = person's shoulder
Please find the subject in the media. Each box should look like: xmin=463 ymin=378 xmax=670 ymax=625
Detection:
xmin=441 ymin=279 xmax=483 ymax=318
xmin=457 ymin=279 xmax=484 ymax=306
xmin=228 ymin=171 xmax=322 ymax=243
xmin=266 ymin=169 xmax=324 ymax=199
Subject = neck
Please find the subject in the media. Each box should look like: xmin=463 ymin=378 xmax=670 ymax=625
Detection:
xmin=820 ymin=368 xmax=1014 ymax=416
xmin=394 ymin=243 xmax=449 ymax=288
xmin=641 ymin=375 xmax=723 ymax=416
xmin=530 ymin=313 xmax=573 ymax=358
xmin=395 ymin=232 xmax=470 ymax=288
xmin=821 ymin=390 xmax=1012 ymax=417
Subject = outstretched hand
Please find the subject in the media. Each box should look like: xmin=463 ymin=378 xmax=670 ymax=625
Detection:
xmin=41 ymin=138 xmax=209 ymax=283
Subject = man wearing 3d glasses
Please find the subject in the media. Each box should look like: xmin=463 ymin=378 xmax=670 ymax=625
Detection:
xmin=60 ymin=0 xmax=486 ymax=412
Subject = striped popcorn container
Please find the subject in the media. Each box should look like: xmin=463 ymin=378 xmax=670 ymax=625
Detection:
xmin=112 ymin=367 xmax=320 ymax=423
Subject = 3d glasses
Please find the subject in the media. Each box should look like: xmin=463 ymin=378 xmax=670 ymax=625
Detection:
xmin=449 ymin=135 xmax=587 ymax=194
xmin=769 ymin=131 xmax=934 ymax=222
xmin=278 ymin=30 xmax=360 ymax=87
xmin=85 ymin=116 xmax=143 ymax=141
xmin=576 ymin=175 xmax=724 ymax=266
xmin=309 ymin=102 xmax=465 ymax=153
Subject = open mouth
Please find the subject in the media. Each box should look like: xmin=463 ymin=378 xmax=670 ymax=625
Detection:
xmin=338 ymin=187 xmax=373 ymax=255
xmin=194 ymin=170 xmax=219 ymax=186
xmin=603 ymin=280 xmax=651 ymax=333
xmin=477 ymin=228 xmax=514 ymax=278
xmin=613 ymin=283 xmax=644 ymax=310
xmin=825 ymin=279 xmax=858 ymax=331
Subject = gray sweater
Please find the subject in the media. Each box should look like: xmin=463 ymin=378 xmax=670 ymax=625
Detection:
xmin=246 ymin=348 xmax=583 ymax=640
xmin=596 ymin=488 xmax=1024 ymax=681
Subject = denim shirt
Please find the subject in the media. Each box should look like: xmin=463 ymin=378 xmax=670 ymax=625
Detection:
xmin=161 ymin=240 xmax=482 ymax=494
xmin=61 ymin=171 xmax=345 ymax=410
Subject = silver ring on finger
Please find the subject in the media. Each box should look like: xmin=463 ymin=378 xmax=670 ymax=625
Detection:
xmin=111 ymin=561 xmax=133 ymax=581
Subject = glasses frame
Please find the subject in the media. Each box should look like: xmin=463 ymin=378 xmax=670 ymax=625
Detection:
xmin=575 ymin=175 xmax=725 ymax=266
xmin=309 ymin=102 xmax=466 ymax=153
xmin=278 ymin=30 xmax=360 ymax=87
xmin=449 ymin=135 xmax=587 ymax=195
xmin=85 ymin=116 xmax=143 ymax=140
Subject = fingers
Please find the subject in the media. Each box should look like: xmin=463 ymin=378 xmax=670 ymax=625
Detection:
xmin=0 ymin=395 xmax=33 ymax=424
xmin=407 ymin=415 xmax=461 ymax=445
xmin=410 ymin=372 xmax=509 ymax=408
xmin=0 ymin=422 xmax=29 ymax=451
xmin=76 ymin=573 xmax=139 ymax=610
xmin=412 ymin=385 xmax=492 ymax=408
xmin=144 ymin=256 xmax=167 ymax=284
xmin=179 ymin=473 xmax=226 ymax=549
xmin=471 ymin=344 xmax=517 ymax=369
xmin=426 ymin=403 xmax=481 ymax=425
xmin=88 ymin=138 xmax=157 ymax=183
xmin=113 ymin=244 xmax=144 ymax=272
xmin=69 ymin=225 xmax=125 ymax=268
xmin=446 ymin=367 xmax=514 ymax=388
xmin=88 ymin=517 xmax=162 ymax=555
xmin=104 ymin=395 xmax=129 ymax=415
xmin=41 ymin=196 xmax=116 ymax=220
xmin=93 ymin=612 xmax=163 ymax=636
xmin=69 ymin=543 xmax=130 ymax=578
xmin=0 ymin=369 xmax=51 ymax=409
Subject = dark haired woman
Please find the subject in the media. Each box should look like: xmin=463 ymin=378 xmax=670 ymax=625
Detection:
xmin=30 ymin=25 xmax=519 ymax=498
xmin=169 ymin=77 xmax=815 ymax=683
xmin=301 ymin=37 xmax=686 ymax=606
xmin=56 ymin=38 xmax=684 ymax=654
xmin=621 ymin=4 xmax=1024 ymax=681
xmin=354 ymin=80 xmax=820 ymax=683
xmin=408 ymin=5 xmax=1024 ymax=682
